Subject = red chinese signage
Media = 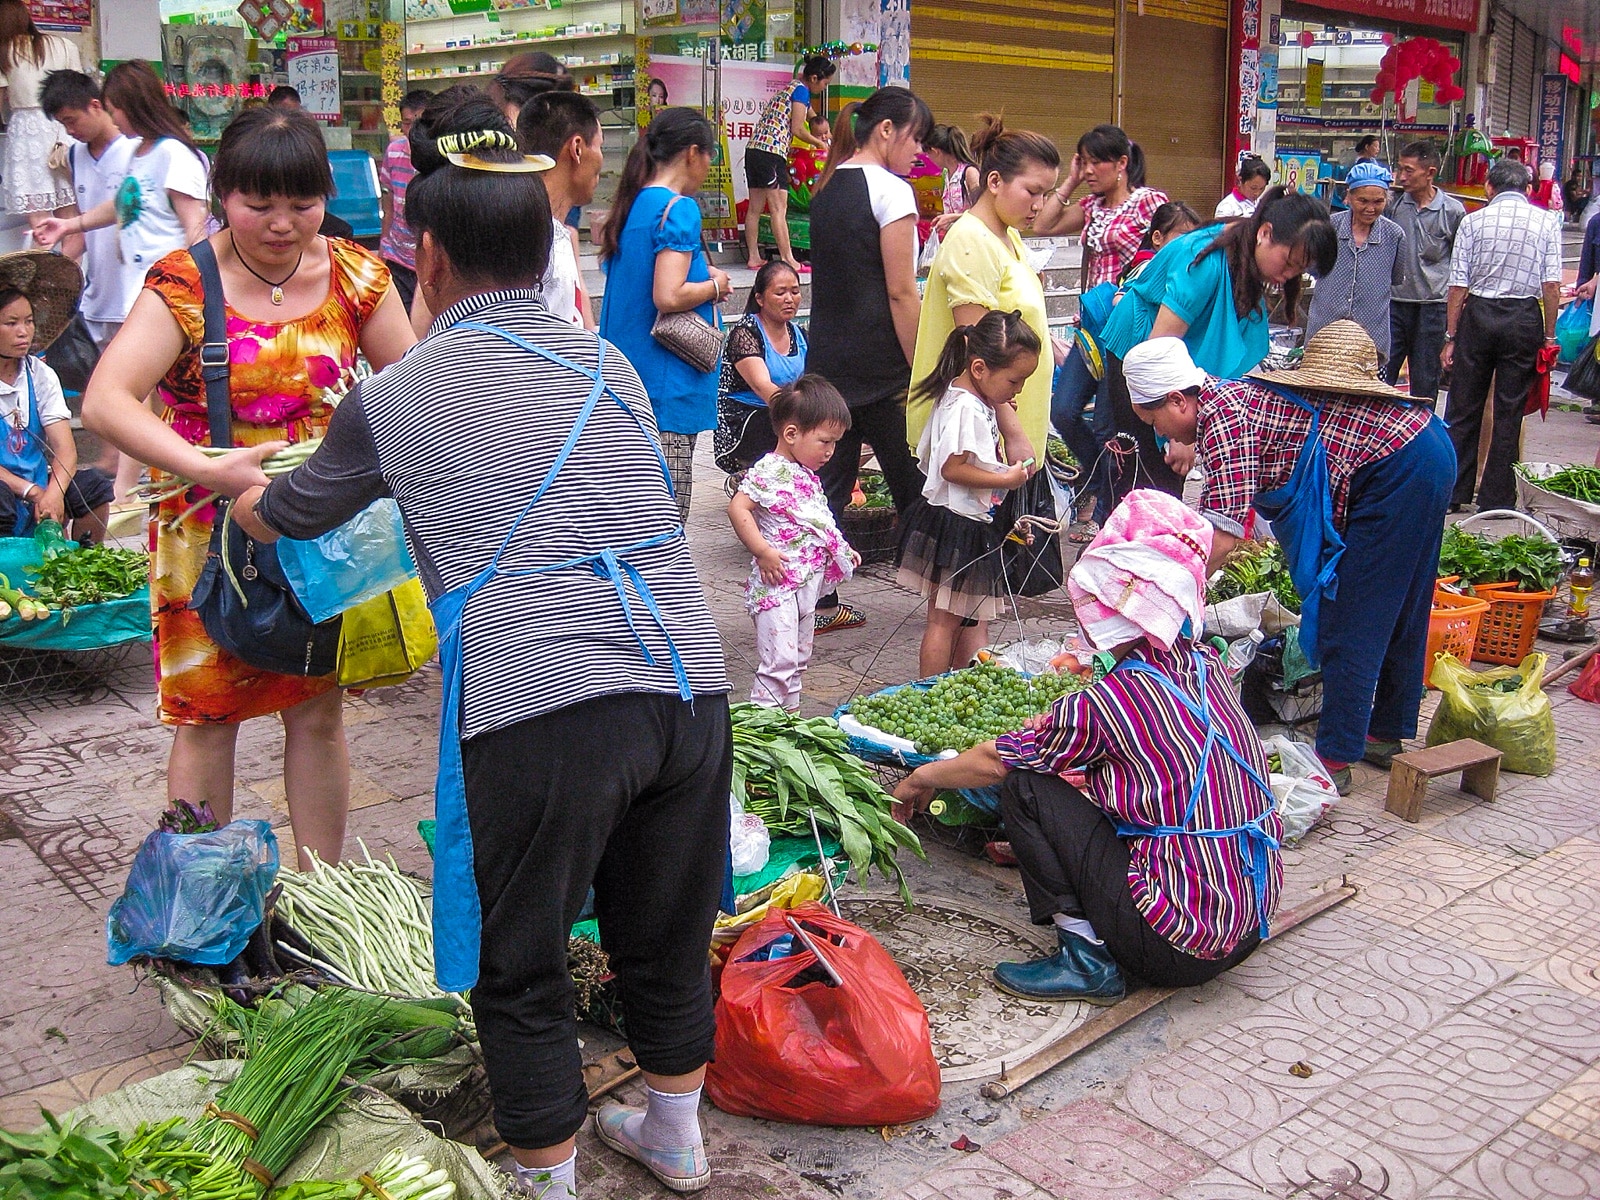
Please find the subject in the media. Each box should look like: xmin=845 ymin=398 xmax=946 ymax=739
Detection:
xmin=1295 ymin=0 xmax=1479 ymax=34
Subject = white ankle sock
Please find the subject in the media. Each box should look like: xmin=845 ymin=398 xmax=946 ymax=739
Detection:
xmin=512 ymin=1151 xmax=577 ymax=1198
xmin=1052 ymin=913 xmax=1104 ymax=945
xmin=623 ymin=1084 xmax=705 ymax=1151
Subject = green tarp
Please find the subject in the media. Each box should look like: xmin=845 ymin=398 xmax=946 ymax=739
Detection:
xmin=0 ymin=537 xmax=150 ymax=650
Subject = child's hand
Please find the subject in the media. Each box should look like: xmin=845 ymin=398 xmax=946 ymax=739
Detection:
xmin=756 ymin=547 xmax=787 ymax=585
xmin=1001 ymin=462 xmax=1031 ymax=489
xmin=848 ymin=548 xmax=862 ymax=568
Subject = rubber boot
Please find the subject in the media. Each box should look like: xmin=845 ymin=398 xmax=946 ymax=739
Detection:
xmin=992 ymin=927 xmax=1126 ymax=1005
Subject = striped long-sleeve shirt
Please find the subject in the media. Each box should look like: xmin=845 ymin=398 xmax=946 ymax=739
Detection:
xmin=257 ymin=289 xmax=730 ymax=739
xmin=995 ymin=642 xmax=1282 ymax=960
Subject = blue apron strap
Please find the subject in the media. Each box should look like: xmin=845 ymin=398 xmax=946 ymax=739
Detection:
xmin=457 ymin=319 xmax=676 ymax=497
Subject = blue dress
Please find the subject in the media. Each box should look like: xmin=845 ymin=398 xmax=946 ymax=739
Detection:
xmin=599 ymin=186 xmax=720 ymax=435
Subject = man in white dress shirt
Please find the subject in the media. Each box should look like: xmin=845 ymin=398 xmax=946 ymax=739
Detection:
xmin=1440 ymin=158 xmax=1563 ymax=513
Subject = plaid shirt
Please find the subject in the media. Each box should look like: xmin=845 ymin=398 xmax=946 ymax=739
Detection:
xmin=1081 ymin=186 xmax=1168 ymax=287
xmin=1447 ymin=190 xmax=1563 ymax=299
xmin=1196 ymin=378 xmax=1435 ymax=536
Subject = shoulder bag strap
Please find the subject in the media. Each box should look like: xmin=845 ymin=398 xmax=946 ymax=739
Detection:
xmin=655 ymin=193 xmax=722 ymax=333
xmin=188 ymin=238 xmax=232 ymax=449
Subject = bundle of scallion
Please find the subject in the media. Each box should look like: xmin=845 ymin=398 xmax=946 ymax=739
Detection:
xmin=256 ymin=1151 xmax=458 ymax=1200
xmin=130 ymin=439 xmax=323 ymax=527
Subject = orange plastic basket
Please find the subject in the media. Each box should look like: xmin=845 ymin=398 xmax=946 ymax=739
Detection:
xmin=1426 ymin=589 xmax=1489 ymax=687
xmin=1470 ymin=583 xmax=1553 ymax=665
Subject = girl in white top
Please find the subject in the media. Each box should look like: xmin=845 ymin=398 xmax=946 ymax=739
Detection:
xmin=897 ymin=308 xmax=1040 ymax=677
xmin=0 ymin=0 xmax=81 ymax=224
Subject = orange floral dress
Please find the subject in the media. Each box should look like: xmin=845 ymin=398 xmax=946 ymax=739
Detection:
xmin=144 ymin=238 xmax=390 ymax=725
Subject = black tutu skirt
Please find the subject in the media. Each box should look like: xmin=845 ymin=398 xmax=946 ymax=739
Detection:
xmin=896 ymin=499 xmax=1007 ymax=620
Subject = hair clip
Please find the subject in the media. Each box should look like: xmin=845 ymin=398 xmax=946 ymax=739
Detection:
xmin=435 ymin=130 xmax=554 ymax=173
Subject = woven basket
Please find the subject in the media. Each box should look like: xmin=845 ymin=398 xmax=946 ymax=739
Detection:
xmin=841 ymin=504 xmax=899 ymax=566
xmin=1470 ymin=583 xmax=1552 ymax=665
xmin=1426 ymin=588 xmax=1489 ymax=686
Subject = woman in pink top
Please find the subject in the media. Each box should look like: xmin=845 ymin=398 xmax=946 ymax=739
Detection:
xmin=1033 ymin=124 xmax=1168 ymax=287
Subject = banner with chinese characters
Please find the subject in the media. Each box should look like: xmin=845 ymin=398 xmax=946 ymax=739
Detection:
xmin=381 ymin=20 xmax=404 ymax=134
xmin=286 ymin=36 xmax=342 ymax=123
xmin=1305 ymin=58 xmax=1324 ymax=109
xmin=1540 ymin=74 xmax=1568 ymax=174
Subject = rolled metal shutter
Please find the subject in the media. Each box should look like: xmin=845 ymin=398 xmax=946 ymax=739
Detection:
xmin=1120 ymin=1 xmax=1229 ymax=214
xmin=1489 ymin=7 xmax=1512 ymax=135
xmin=909 ymin=0 xmax=1116 ymax=159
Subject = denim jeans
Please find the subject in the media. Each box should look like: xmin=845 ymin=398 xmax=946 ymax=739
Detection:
xmin=1050 ymin=345 xmax=1113 ymax=523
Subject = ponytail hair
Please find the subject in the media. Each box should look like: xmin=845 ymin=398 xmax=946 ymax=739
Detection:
xmin=1140 ymin=200 xmax=1201 ymax=250
xmin=1075 ymin=123 xmax=1146 ymax=189
xmin=598 ymin=106 xmax=714 ymax=262
xmin=812 ymin=101 xmax=860 ymax=195
xmin=970 ymin=112 xmax=1060 ymax=187
xmin=1192 ymin=185 xmax=1335 ymax=322
xmin=913 ymin=309 xmax=1042 ymax=404
xmin=925 ymin=123 xmax=977 ymax=169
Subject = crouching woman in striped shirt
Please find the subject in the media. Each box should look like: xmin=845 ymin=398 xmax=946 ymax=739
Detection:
xmin=893 ymin=489 xmax=1282 ymax=1005
xmin=232 ymin=93 xmax=732 ymax=1199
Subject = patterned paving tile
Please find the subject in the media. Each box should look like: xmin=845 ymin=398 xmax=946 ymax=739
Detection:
xmin=1462 ymin=976 xmax=1600 ymax=1062
xmin=1530 ymin=942 xmax=1600 ymax=999
xmin=1447 ymin=1121 xmax=1600 ymax=1199
xmin=1345 ymin=869 xmax=1463 ymax=927
xmin=986 ymin=1099 xmax=1208 ymax=1200
xmin=894 ymin=1155 xmax=1050 ymax=1200
xmin=1352 ymin=921 xmax=1516 ymax=1007
xmin=1430 ymin=792 xmax=1595 ymax=859
xmin=1362 ymin=834 xmax=1521 ymax=891
xmin=1220 ymin=1110 xmax=1441 ymax=1200
xmin=1524 ymin=1062 xmax=1600 ymax=1153
xmin=1410 ymin=896 xmax=1567 ymax=969
xmin=0 ymin=1077 xmax=82 ymax=1131
xmin=1478 ymin=836 xmax=1600 ymax=917
xmin=1116 ymin=1044 xmax=1299 ymax=1158
xmin=1160 ymin=1168 xmax=1274 ymax=1200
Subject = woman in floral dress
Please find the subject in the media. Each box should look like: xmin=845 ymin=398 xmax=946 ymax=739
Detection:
xmin=83 ymin=106 xmax=413 ymax=868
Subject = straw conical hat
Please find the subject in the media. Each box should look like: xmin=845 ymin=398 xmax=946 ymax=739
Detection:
xmin=0 ymin=250 xmax=83 ymax=349
xmin=1248 ymin=319 xmax=1408 ymax=399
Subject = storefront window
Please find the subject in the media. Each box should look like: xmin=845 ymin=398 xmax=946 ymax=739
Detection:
xmin=1273 ymin=14 xmax=1463 ymax=201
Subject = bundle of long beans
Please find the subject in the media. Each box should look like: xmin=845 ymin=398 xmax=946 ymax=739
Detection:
xmin=131 ymin=440 xmax=323 ymax=529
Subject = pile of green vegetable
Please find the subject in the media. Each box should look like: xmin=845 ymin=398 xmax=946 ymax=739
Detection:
xmin=729 ymin=704 xmax=923 ymax=903
xmin=24 ymin=544 xmax=148 ymax=608
xmin=1437 ymin=525 xmax=1562 ymax=592
xmin=849 ymin=470 xmax=894 ymax=510
xmin=1518 ymin=462 xmax=1600 ymax=504
xmin=845 ymin=662 xmax=1090 ymax=756
xmin=1207 ymin=540 xmax=1300 ymax=613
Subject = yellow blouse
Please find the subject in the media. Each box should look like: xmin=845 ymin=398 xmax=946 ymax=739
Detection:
xmin=907 ymin=213 xmax=1052 ymax=457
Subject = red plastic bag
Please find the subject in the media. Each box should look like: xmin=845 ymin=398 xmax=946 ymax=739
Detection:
xmin=705 ymin=902 xmax=941 ymax=1126
xmin=1526 ymin=342 xmax=1560 ymax=418
xmin=1568 ymin=654 xmax=1600 ymax=703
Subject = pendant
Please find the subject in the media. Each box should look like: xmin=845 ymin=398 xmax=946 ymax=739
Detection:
xmin=271 ymin=286 xmax=284 ymax=305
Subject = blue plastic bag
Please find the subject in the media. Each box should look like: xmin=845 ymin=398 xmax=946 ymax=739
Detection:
xmin=106 ymin=821 xmax=279 ymax=966
xmin=1557 ymin=299 xmax=1592 ymax=364
xmin=277 ymin=498 xmax=417 ymax=623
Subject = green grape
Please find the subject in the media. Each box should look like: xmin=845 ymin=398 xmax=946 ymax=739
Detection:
xmin=848 ymin=662 xmax=1090 ymax=755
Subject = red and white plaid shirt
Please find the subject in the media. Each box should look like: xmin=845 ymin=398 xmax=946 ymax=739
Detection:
xmin=1196 ymin=378 xmax=1435 ymax=535
xmin=1080 ymin=186 xmax=1168 ymax=287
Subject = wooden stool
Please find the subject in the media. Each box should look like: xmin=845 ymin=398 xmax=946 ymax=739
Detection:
xmin=1384 ymin=739 xmax=1502 ymax=823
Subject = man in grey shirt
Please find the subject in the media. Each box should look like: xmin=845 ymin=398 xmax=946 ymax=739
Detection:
xmin=1384 ymin=139 xmax=1465 ymax=407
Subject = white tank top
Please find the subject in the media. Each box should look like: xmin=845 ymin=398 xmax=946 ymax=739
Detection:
xmin=540 ymin=217 xmax=583 ymax=327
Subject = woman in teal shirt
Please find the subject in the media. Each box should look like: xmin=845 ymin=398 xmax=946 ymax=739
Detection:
xmin=1099 ymin=187 xmax=1334 ymax=498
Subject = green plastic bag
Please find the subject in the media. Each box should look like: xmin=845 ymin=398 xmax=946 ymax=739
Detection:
xmin=1426 ymin=652 xmax=1556 ymax=776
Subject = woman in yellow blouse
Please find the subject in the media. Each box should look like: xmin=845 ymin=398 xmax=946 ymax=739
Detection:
xmin=909 ymin=114 xmax=1060 ymax=468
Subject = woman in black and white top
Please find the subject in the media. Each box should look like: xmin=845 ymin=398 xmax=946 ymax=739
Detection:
xmin=232 ymin=96 xmax=732 ymax=1200
xmin=806 ymin=86 xmax=932 ymax=632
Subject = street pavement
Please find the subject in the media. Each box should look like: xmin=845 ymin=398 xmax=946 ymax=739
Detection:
xmin=1 ymin=407 xmax=1598 ymax=1200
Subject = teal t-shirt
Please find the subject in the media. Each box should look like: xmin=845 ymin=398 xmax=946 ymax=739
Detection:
xmin=1099 ymin=225 xmax=1270 ymax=380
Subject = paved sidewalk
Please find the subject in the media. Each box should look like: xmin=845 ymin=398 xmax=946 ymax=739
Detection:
xmin=2 ymin=412 xmax=1599 ymax=1199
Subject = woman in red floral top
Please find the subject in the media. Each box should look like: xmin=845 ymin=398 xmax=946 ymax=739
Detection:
xmin=1033 ymin=124 xmax=1168 ymax=287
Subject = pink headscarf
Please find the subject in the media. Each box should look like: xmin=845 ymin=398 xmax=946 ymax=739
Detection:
xmin=1067 ymin=490 xmax=1214 ymax=652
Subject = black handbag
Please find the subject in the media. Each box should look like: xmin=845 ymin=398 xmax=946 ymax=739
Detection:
xmin=44 ymin=314 xmax=101 ymax=397
xmin=996 ymin=471 xmax=1065 ymax=598
xmin=185 ymin=239 xmax=342 ymax=677
xmin=1565 ymin=332 xmax=1600 ymax=402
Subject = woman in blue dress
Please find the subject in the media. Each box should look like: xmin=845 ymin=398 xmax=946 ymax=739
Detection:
xmin=598 ymin=106 xmax=733 ymax=522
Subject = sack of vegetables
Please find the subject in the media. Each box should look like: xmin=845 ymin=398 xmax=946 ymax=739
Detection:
xmin=1426 ymin=652 xmax=1556 ymax=776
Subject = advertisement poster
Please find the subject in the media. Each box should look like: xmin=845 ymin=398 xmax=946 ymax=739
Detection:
xmin=286 ymin=36 xmax=342 ymax=123
xmin=878 ymin=0 xmax=909 ymax=87
xmin=27 ymin=0 xmax=89 ymax=31
xmin=646 ymin=53 xmax=792 ymax=225
xmin=1305 ymin=59 xmax=1324 ymax=109
xmin=1540 ymin=74 xmax=1568 ymax=172
xmin=1276 ymin=150 xmax=1322 ymax=196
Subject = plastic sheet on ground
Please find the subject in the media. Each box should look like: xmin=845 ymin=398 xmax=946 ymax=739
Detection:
xmin=0 ymin=537 xmax=151 ymax=649
xmin=70 ymin=1059 xmax=512 ymax=1197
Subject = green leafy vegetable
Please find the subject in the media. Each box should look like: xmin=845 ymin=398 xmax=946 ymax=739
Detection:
xmin=1207 ymin=540 xmax=1300 ymax=613
xmin=24 ymin=545 xmax=148 ymax=608
xmin=1438 ymin=526 xmax=1561 ymax=592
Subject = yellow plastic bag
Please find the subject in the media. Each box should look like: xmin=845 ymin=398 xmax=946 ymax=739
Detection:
xmin=1426 ymin=652 xmax=1555 ymax=776
xmin=336 ymin=578 xmax=438 ymax=689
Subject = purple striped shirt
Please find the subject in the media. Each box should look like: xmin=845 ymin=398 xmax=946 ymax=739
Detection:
xmin=995 ymin=642 xmax=1282 ymax=960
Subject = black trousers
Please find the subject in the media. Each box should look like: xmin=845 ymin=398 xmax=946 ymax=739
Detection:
xmin=1385 ymin=300 xmax=1448 ymax=407
xmin=999 ymin=771 xmax=1261 ymax=989
xmin=816 ymin=388 xmax=926 ymax=607
xmin=1106 ymin=354 xmax=1183 ymax=505
xmin=384 ymin=258 xmax=417 ymax=315
xmin=1442 ymin=294 xmax=1544 ymax=510
xmin=462 ymin=691 xmax=732 ymax=1148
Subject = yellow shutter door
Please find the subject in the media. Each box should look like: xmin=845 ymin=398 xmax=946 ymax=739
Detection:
xmin=1120 ymin=4 xmax=1229 ymax=216
xmin=910 ymin=0 xmax=1116 ymax=161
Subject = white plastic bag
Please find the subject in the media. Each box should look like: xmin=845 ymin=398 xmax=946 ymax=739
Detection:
xmin=729 ymin=792 xmax=771 ymax=877
xmin=1204 ymin=591 xmax=1301 ymax=640
xmin=1260 ymin=734 xmax=1337 ymax=843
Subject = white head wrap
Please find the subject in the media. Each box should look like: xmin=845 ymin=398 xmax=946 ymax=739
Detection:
xmin=1121 ymin=336 xmax=1207 ymax=407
